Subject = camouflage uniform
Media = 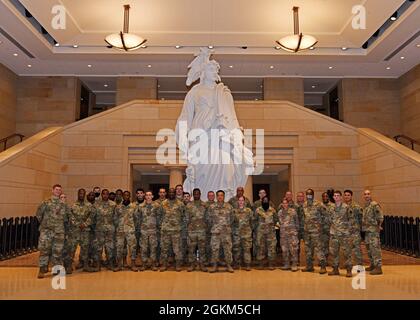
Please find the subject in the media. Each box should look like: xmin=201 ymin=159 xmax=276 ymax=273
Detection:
xmin=137 ymin=202 xmax=161 ymax=266
xmin=64 ymin=201 xmax=95 ymax=268
xmin=321 ymin=201 xmax=334 ymax=261
xmin=154 ymin=198 xmax=166 ymax=261
xmin=303 ymin=200 xmax=326 ymax=269
xmin=204 ymin=200 xmax=216 ymax=263
xmin=114 ymin=202 xmax=137 ymax=263
xmin=159 ymin=199 xmax=185 ymax=265
xmin=328 ymin=203 xmax=354 ymax=269
xmin=36 ymin=196 xmax=69 ymax=269
xmin=232 ymin=207 xmax=253 ymax=266
xmin=228 ymin=196 xmax=252 ymax=209
xmin=94 ymin=199 xmax=115 ymax=265
xmin=252 ymin=199 xmax=275 ymax=259
xmin=185 ymin=200 xmax=208 ymax=265
xmin=254 ymin=206 xmax=278 ymax=263
xmin=208 ymin=202 xmax=234 ymax=265
xmin=278 ymin=206 xmax=300 ymax=267
xmin=362 ymin=201 xmax=384 ymax=268
xmin=347 ymin=201 xmax=363 ymax=265
xmin=295 ymin=202 xmax=305 ymax=263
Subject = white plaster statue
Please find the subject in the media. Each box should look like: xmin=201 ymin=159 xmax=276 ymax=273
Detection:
xmin=175 ymin=48 xmax=254 ymax=200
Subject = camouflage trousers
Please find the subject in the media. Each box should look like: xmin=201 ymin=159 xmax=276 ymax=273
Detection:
xmin=140 ymin=232 xmax=158 ymax=264
xmin=329 ymin=234 xmax=352 ymax=269
xmin=181 ymin=227 xmax=188 ymax=263
xmin=365 ymin=231 xmax=382 ymax=267
xmin=352 ymin=232 xmax=363 ymax=266
xmin=232 ymin=234 xmax=252 ymax=265
xmin=115 ymin=231 xmax=137 ymax=261
xmin=256 ymin=231 xmax=277 ymax=262
xmin=320 ymin=227 xmax=330 ymax=261
xmin=63 ymin=229 xmax=90 ymax=267
xmin=187 ymin=232 xmax=207 ymax=264
xmin=210 ymin=232 xmax=233 ymax=265
xmin=160 ymin=231 xmax=182 ymax=263
xmin=280 ymin=229 xmax=299 ymax=266
xmin=304 ymin=231 xmax=326 ymax=268
xmin=38 ymin=229 xmax=65 ymax=269
xmin=95 ymin=230 xmax=114 ymax=263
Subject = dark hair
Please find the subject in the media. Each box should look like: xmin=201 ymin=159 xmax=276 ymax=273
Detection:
xmin=109 ymin=192 xmax=116 ymax=196
xmin=183 ymin=192 xmax=190 ymax=196
xmin=237 ymin=196 xmax=245 ymax=201
xmin=77 ymin=188 xmax=86 ymax=193
xmin=101 ymin=189 xmax=109 ymax=194
xmin=115 ymin=189 xmax=123 ymax=193
xmin=344 ymin=189 xmax=353 ymax=196
xmin=136 ymin=188 xmax=145 ymax=193
xmin=306 ymin=188 xmax=314 ymax=194
xmin=334 ymin=190 xmax=342 ymax=196
xmin=123 ymin=190 xmax=131 ymax=195
xmin=94 ymin=186 xmax=100 ymax=190
xmin=216 ymin=190 xmax=225 ymax=195
xmin=258 ymin=189 xmax=266 ymax=193
xmin=52 ymin=184 xmax=62 ymax=189
xmin=193 ymin=188 xmax=201 ymax=193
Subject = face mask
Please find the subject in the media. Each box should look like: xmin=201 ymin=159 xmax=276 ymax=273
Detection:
xmin=262 ymin=202 xmax=269 ymax=211
xmin=95 ymin=192 xmax=100 ymax=198
xmin=307 ymin=195 xmax=313 ymax=201
xmin=123 ymin=199 xmax=130 ymax=206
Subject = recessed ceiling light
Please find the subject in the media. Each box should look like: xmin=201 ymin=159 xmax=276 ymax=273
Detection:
xmin=13 ymin=53 xmax=18 ymax=56
xmin=229 ymin=65 xmax=234 ymax=68
xmin=175 ymin=45 xmax=181 ymax=49
xmin=208 ymin=45 xmax=214 ymax=49
xmin=104 ymin=84 xmax=108 ymax=87
xmin=27 ymin=64 xmax=32 ymax=68
xmin=312 ymin=85 xmax=316 ymax=89
xmin=390 ymin=12 xmax=398 ymax=21
xmin=269 ymin=65 xmax=274 ymax=69
xmin=55 ymin=43 xmax=60 ymax=47
xmin=255 ymin=98 xmax=259 ymax=101
xmin=400 ymin=56 xmax=405 ymax=60
xmin=309 ymin=46 xmax=315 ymax=50
xmin=417 ymin=44 xmax=420 ymax=48
xmin=147 ymin=64 xmax=152 ymax=68
xmin=386 ymin=66 xmax=391 ymax=70
xmin=274 ymin=46 xmax=281 ymax=50
xmin=140 ymin=45 xmax=147 ymax=48
xmin=87 ymin=64 xmax=92 ymax=68
xmin=157 ymin=84 xmax=161 ymax=88
xmin=73 ymin=44 xmax=79 ymax=48
xmin=341 ymin=47 xmax=348 ymax=51
xmin=328 ymin=66 xmax=334 ymax=69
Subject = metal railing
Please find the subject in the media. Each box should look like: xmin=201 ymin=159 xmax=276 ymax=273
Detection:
xmin=0 ymin=217 xmax=39 ymax=261
xmin=0 ymin=133 xmax=25 ymax=151
xmin=394 ymin=135 xmax=420 ymax=151
xmin=380 ymin=215 xmax=420 ymax=258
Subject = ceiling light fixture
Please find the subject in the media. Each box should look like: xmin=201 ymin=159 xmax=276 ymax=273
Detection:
xmin=208 ymin=45 xmax=214 ymax=49
xmin=104 ymin=84 xmax=108 ymax=87
xmin=229 ymin=65 xmax=234 ymax=68
xmin=386 ymin=66 xmax=391 ymax=70
xmin=276 ymin=7 xmax=318 ymax=53
xmin=27 ymin=64 xmax=32 ymax=68
xmin=329 ymin=66 xmax=334 ymax=69
xmin=88 ymin=64 xmax=92 ymax=68
xmin=105 ymin=4 xmax=147 ymax=51
xmin=13 ymin=53 xmax=18 ymax=56
xmin=55 ymin=43 xmax=60 ymax=47
xmin=147 ymin=64 xmax=152 ymax=68
xmin=270 ymin=65 xmax=274 ymax=69
xmin=175 ymin=45 xmax=182 ymax=49
xmin=390 ymin=12 xmax=398 ymax=21
xmin=400 ymin=56 xmax=405 ymax=60
xmin=341 ymin=47 xmax=348 ymax=51
xmin=73 ymin=44 xmax=78 ymax=48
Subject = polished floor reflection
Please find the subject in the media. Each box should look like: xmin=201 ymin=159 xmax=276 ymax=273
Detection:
xmin=0 ymin=265 xmax=419 ymax=300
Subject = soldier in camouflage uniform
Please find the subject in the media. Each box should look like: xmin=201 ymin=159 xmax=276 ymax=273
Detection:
xmin=63 ymin=188 xmax=96 ymax=273
xmin=278 ymin=198 xmax=300 ymax=272
xmin=362 ymin=190 xmax=384 ymax=275
xmin=228 ymin=187 xmax=252 ymax=209
xmin=154 ymin=187 xmax=167 ymax=262
xmin=295 ymin=192 xmax=305 ymax=265
xmin=321 ymin=192 xmax=334 ymax=263
xmin=344 ymin=189 xmax=363 ymax=267
xmin=185 ymin=189 xmax=208 ymax=272
xmin=86 ymin=191 xmax=97 ymax=268
xmin=254 ymin=196 xmax=278 ymax=270
xmin=207 ymin=190 xmax=234 ymax=273
xmin=136 ymin=191 xmax=161 ymax=271
xmin=113 ymin=191 xmax=138 ymax=272
xmin=159 ymin=188 xmax=185 ymax=272
xmin=252 ymin=189 xmax=274 ymax=260
xmin=327 ymin=191 xmax=354 ymax=277
xmin=94 ymin=189 xmax=115 ymax=271
xmin=36 ymin=184 xmax=69 ymax=279
xmin=205 ymin=191 xmax=216 ymax=265
xmin=302 ymin=189 xmax=327 ymax=274
xmin=232 ymin=196 xmax=253 ymax=271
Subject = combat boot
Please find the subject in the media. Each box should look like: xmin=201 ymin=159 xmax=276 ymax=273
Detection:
xmin=151 ymin=262 xmax=158 ymax=271
xmin=301 ymin=266 xmax=314 ymax=272
xmin=268 ymin=261 xmax=275 ymax=271
xmin=175 ymin=262 xmax=182 ymax=272
xmin=365 ymin=264 xmax=375 ymax=272
xmin=346 ymin=267 xmax=353 ymax=277
xmin=199 ymin=263 xmax=208 ymax=272
xmin=160 ymin=262 xmax=167 ymax=272
xmin=113 ymin=259 xmax=123 ymax=272
xmin=291 ymin=264 xmax=298 ymax=272
xmin=123 ymin=256 xmax=129 ymax=269
xmin=319 ymin=264 xmax=327 ymax=275
xmin=280 ymin=264 xmax=290 ymax=270
xmin=226 ymin=264 xmax=234 ymax=273
xmin=244 ymin=264 xmax=251 ymax=271
xmin=131 ymin=260 xmax=138 ymax=272
xmin=232 ymin=262 xmax=240 ymax=270
xmin=328 ymin=267 xmax=340 ymax=276
xmin=139 ymin=264 xmax=145 ymax=272
xmin=256 ymin=261 xmax=264 ymax=270
xmin=37 ymin=267 xmax=47 ymax=279
xmin=106 ymin=259 xmax=114 ymax=271
xmin=370 ymin=266 xmax=383 ymax=275
xmin=208 ymin=263 xmax=218 ymax=273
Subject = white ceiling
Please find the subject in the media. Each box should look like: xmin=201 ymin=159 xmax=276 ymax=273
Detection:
xmin=0 ymin=0 xmax=419 ymax=86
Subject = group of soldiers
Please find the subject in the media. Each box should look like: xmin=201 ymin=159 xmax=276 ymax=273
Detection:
xmin=35 ymin=183 xmax=384 ymax=279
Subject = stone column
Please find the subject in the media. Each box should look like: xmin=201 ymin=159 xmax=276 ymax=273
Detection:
xmin=244 ymin=175 xmax=253 ymax=202
xmin=263 ymin=78 xmax=304 ymax=105
xmin=166 ymin=165 xmax=186 ymax=188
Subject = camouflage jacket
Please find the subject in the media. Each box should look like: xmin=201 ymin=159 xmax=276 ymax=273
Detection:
xmin=362 ymin=201 xmax=384 ymax=233
xmin=303 ymin=200 xmax=324 ymax=233
xmin=228 ymin=196 xmax=252 ymax=210
xmin=36 ymin=196 xmax=69 ymax=233
xmin=94 ymin=200 xmax=116 ymax=233
xmin=278 ymin=207 xmax=299 ymax=234
xmin=321 ymin=202 xmax=334 ymax=230
xmin=160 ymin=199 xmax=185 ymax=232
xmin=114 ymin=202 xmax=136 ymax=234
xmin=232 ymin=207 xmax=253 ymax=238
xmin=136 ymin=201 xmax=161 ymax=234
xmin=185 ymin=200 xmax=208 ymax=234
xmin=68 ymin=201 xmax=96 ymax=232
xmin=346 ymin=201 xmax=363 ymax=233
xmin=254 ymin=206 xmax=278 ymax=234
xmin=295 ymin=202 xmax=305 ymax=236
xmin=208 ymin=202 xmax=234 ymax=234
xmin=328 ymin=203 xmax=355 ymax=236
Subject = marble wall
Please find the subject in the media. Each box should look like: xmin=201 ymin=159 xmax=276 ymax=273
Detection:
xmin=263 ymin=78 xmax=304 ymax=105
xmin=116 ymin=77 xmax=157 ymax=105
xmin=0 ymin=64 xmax=17 ymax=141
xmin=400 ymin=64 xmax=420 ymax=144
